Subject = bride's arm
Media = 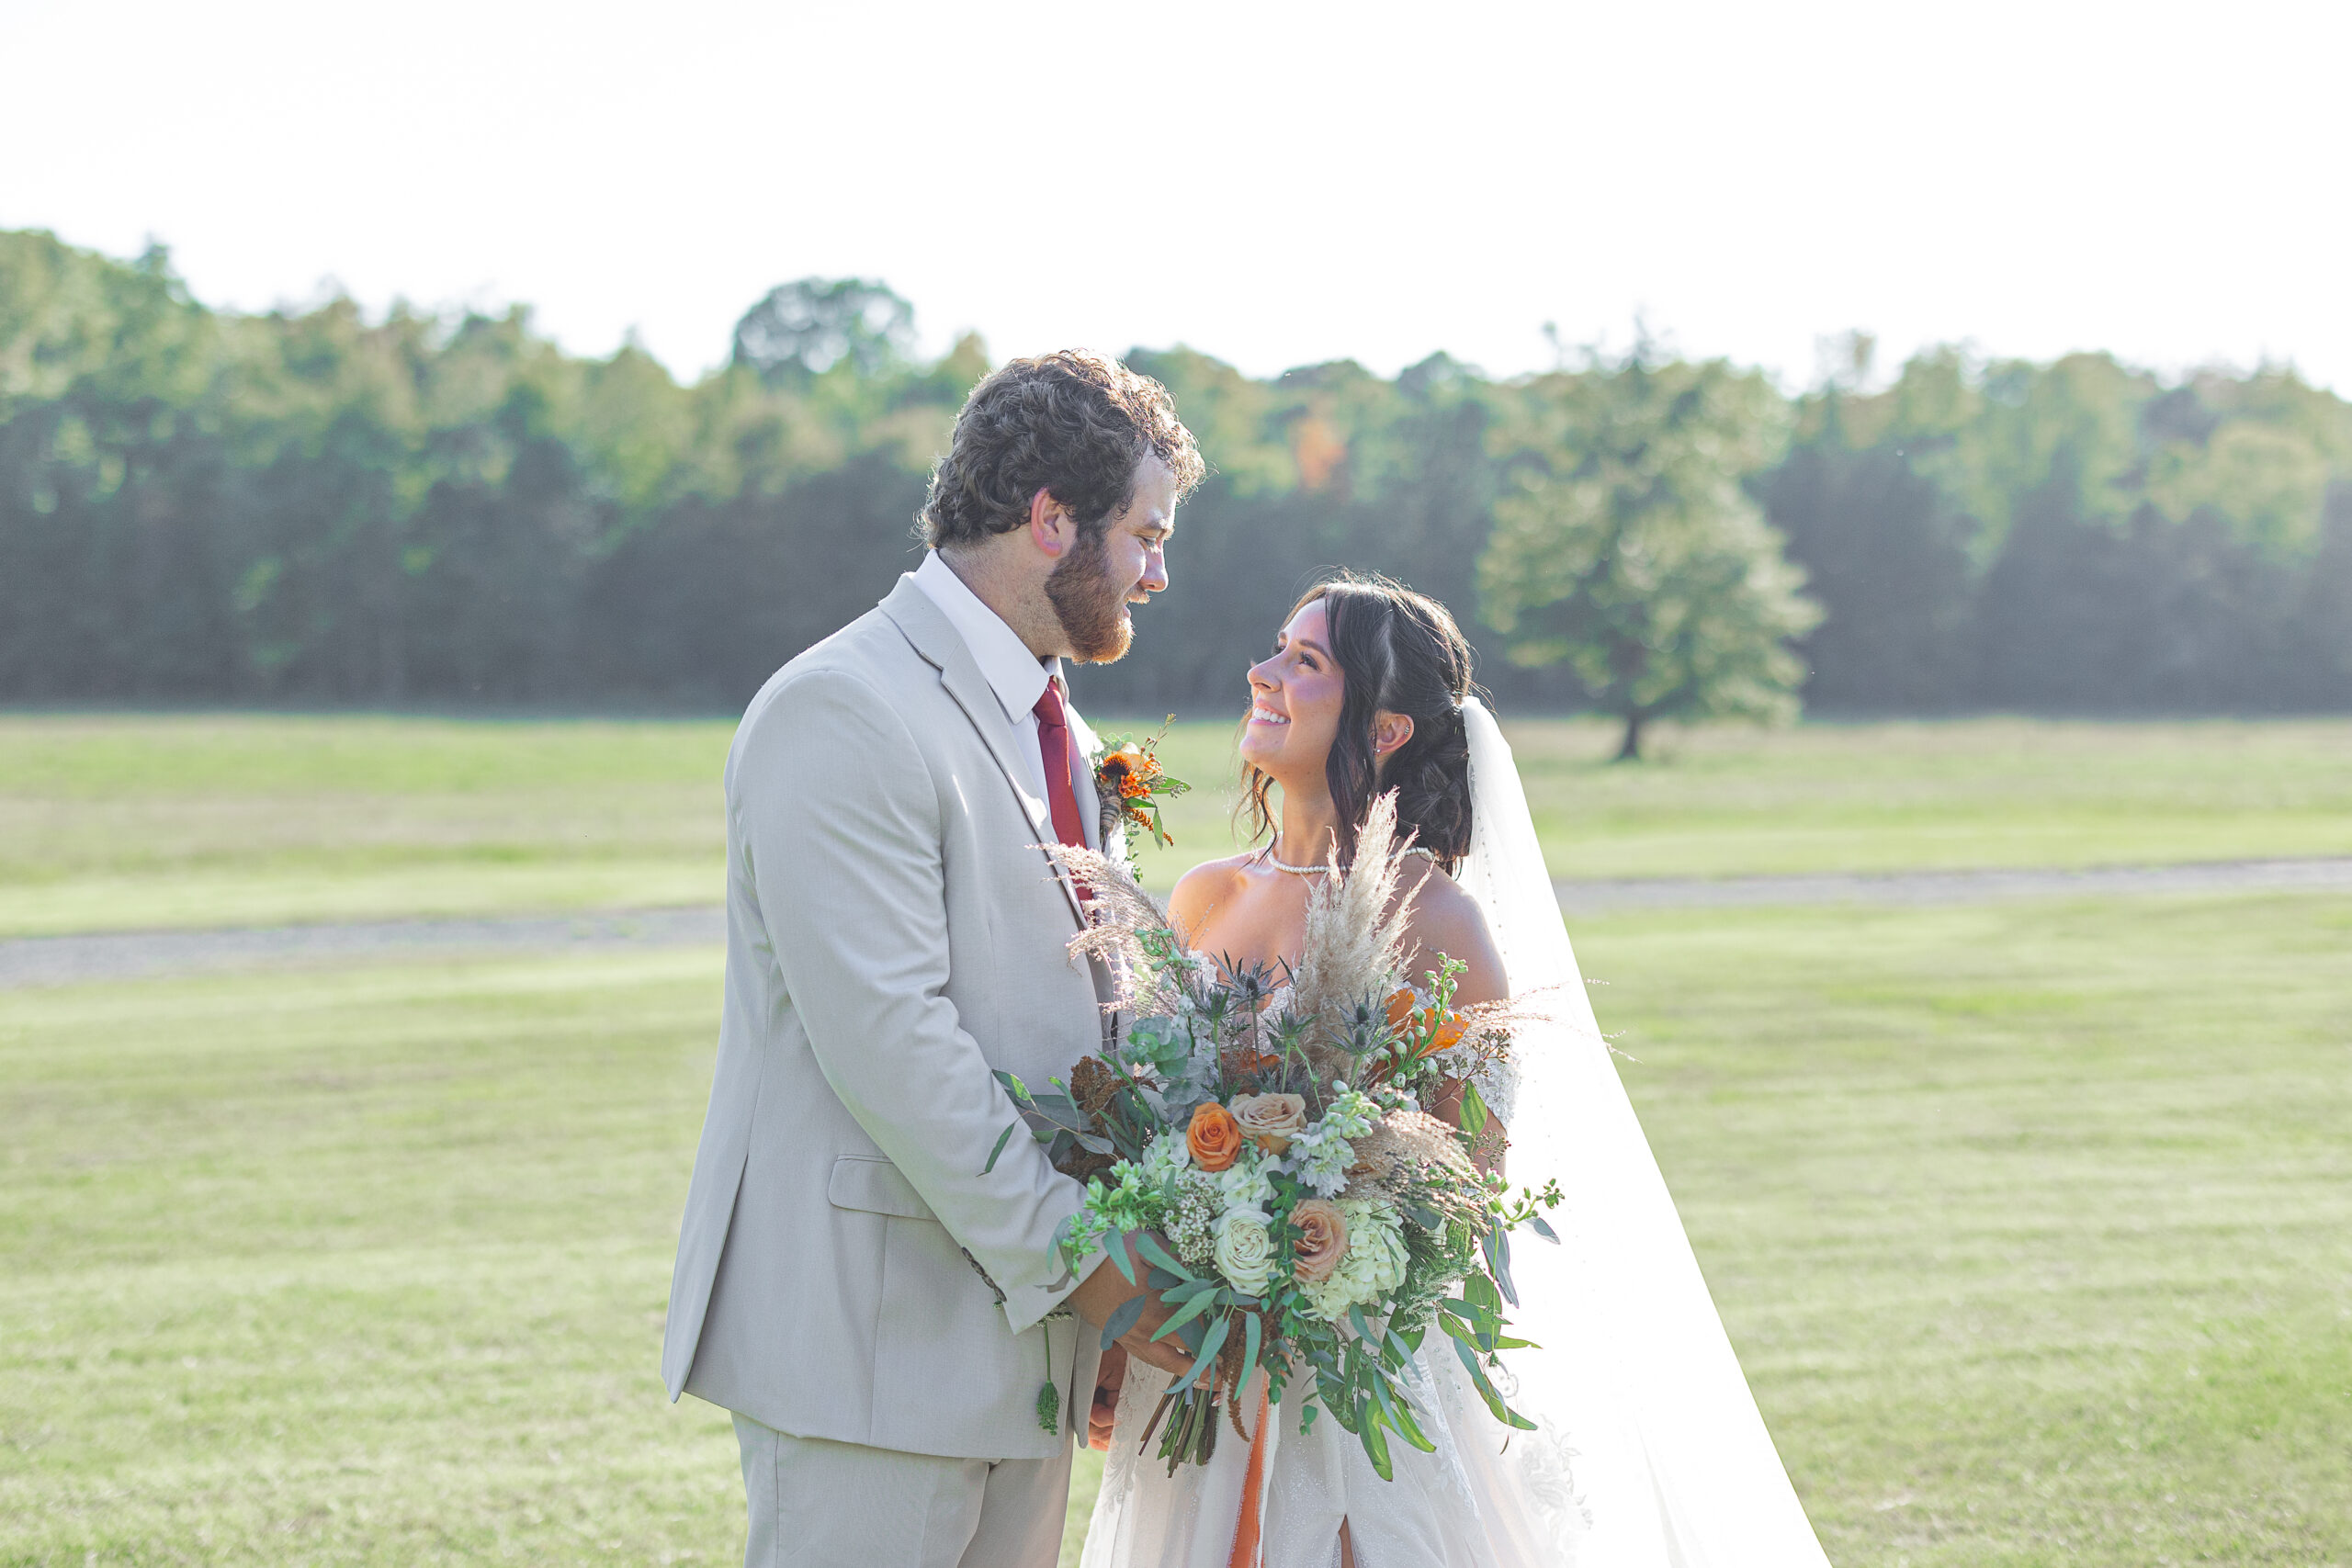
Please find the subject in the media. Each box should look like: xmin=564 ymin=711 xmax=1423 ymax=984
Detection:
xmin=1400 ymin=868 xmax=1512 ymax=1175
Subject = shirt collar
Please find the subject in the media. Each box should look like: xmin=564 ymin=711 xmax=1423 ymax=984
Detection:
xmin=911 ymin=550 xmax=1062 ymax=728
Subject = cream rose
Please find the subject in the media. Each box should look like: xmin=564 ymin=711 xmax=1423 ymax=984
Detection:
xmin=1228 ymin=1091 xmax=1308 ymax=1155
xmin=1212 ymin=1211 xmax=1275 ymax=1296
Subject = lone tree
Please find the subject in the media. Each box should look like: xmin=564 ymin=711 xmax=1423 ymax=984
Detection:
xmin=1480 ymin=344 xmax=1821 ymax=761
xmin=730 ymin=277 xmax=916 ymax=388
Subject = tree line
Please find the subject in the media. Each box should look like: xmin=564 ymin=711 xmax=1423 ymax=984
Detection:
xmin=5 ymin=228 xmax=2348 ymax=740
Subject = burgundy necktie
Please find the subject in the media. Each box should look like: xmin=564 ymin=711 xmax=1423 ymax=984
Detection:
xmin=1031 ymin=677 xmax=1090 ymax=853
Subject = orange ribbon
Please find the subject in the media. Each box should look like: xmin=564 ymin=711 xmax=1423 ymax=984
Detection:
xmin=1227 ymin=1379 xmax=1272 ymax=1568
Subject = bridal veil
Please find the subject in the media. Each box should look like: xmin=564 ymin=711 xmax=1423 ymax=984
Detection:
xmin=1451 ymin=698 xmax=1829 ymax=1565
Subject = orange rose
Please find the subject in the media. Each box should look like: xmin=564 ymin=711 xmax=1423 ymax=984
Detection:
xmin=1384 ymin=989 xmax=1418 ymax=1032
xmin=1289 ymin=1198 xmax=1350 ymax=1283
xmin=1427 ymin=1018 xmax=1466 ymax=1055
xmin=1187 ymin=1101 xmax=1244 ymax=1172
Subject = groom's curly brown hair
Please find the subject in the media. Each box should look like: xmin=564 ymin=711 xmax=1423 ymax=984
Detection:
xmin=921 ymin=350 xmax=1204 ymax=547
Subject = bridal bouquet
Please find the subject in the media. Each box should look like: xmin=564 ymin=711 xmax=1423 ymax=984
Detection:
xmin=988 ymin=795 xmax=1562 ymax=1479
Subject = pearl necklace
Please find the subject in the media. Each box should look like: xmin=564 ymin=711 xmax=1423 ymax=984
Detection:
xmin=1258 ymin=840 xmax=1437 ymax=876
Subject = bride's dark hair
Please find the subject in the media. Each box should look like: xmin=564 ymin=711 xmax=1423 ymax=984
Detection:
xmin=1240 ymin=572 xmax=1481 ymax=871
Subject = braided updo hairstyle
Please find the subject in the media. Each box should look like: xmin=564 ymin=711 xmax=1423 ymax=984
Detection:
xmin=1241 ymin=572 xmax=1480 ymax=871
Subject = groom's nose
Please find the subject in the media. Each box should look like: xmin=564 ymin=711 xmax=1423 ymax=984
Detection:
xmin=1137 ymin=543 xmax=1168 ymax=595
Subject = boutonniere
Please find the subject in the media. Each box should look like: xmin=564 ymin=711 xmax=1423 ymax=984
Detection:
xmin=1091 ymin=718 xmax=1190 ymax=876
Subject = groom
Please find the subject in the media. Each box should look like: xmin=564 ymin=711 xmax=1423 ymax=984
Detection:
xmin=663 ymin=350 xmax=1205 ymax=1567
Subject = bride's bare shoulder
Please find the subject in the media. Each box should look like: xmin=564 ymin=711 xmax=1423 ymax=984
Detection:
xmin=1400 ymin=863 xmax=1508 ymax=1002
xmin=1168 ymin=852 xmax=1259 ymax=939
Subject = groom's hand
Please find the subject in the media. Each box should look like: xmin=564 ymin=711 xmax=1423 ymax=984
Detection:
xmin=1088 ymin=1344 xmax=1127 ymax=1450
xmin=1069 ymin=1233 xmax=1193 ymax=1378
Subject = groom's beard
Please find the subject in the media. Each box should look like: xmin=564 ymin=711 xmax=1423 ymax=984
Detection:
xmin=1046 ymin=530 xmax=1135 ymax=663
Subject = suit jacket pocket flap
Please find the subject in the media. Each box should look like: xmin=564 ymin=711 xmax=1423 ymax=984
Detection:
xmin=827 ymin=1156 xmax=936 ymax=1222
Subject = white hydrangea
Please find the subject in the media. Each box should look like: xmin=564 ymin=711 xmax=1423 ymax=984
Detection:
xmin=1137 ymin=1130 xmax=1192 ymax=1187
xmin=1216 ymin=1148 xmax=1276 ymax=1211
xmin=1299 ymin=1199 xmax=1409 ymax=1322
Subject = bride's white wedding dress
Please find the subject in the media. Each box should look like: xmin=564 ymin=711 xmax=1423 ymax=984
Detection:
xmin=1081 ymin=703 xmax=1831 ymax=1568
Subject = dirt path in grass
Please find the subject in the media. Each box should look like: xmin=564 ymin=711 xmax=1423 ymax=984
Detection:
xmin=4 ymin=859 xmax=2348 ymax=989
xmin=0 ymin=906 xmax=727 ymax=988
xmin=1549 ymin=856 xmax=2352 ymax=915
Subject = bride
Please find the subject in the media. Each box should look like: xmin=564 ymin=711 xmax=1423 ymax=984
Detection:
xmin=1080 ymin=575 xmax=1830 ymax=1568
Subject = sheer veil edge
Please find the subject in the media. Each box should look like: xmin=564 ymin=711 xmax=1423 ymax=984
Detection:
xmin=1455 ymin=697 xmax=1830 ymax=1567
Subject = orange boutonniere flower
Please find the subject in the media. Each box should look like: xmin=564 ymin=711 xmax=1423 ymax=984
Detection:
xmin=1186 ymin=1101 xmax=1244 ymax=1172
xmin=1091 ymin=722 xmax=1190 ymax=877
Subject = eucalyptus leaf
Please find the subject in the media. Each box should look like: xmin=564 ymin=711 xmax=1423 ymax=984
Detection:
xmin=1460 ymin=1080 xmax=1489 ymax=1138
xmin=1134 ymin=1233 xmax=1194 ymax=1281
xmin=1100 ymin=1292 xmax=1147 ymax=1349
xmin=1488 ymin=1223 xmax=1519 ymax=1307
xmin=1179 ymin=1312 xmax=1231 ymax=1390
xmin=980 ymin=1122 xmax=1016 ymax=1176
xmin=1360 ymin=1406 xmax=1394 ymax=1482
xmin=1150 ymin=1284 xmax=1224 ymax=1340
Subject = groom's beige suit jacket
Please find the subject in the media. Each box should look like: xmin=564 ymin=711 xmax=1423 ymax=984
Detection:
xmin=663 ymin=571 xmax=1114 ymax=1461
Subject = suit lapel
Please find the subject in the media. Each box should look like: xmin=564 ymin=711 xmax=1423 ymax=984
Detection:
xmin=879 ymin=577 xmax=1089 ymax=931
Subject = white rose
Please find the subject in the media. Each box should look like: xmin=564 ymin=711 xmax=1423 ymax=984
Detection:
xmin=1212 ymin=1211 xmax=1275 ymax=1297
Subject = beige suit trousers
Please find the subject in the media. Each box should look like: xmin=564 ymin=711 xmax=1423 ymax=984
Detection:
xmin=734 ymin=1414 xmax=1072 ymax=1568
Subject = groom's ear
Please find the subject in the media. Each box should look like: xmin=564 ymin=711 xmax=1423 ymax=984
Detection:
xmin=1026 ymin=487 xmax=1077 ymax=558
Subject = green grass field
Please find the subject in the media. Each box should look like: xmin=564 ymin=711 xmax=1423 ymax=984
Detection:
xmin=5 ymin=714 xmax=2350 ymax=936
xmin=0 ymin=716 xmax=730 ymax=938
xmin=5 ymin=892 xmax=2346 ymax=1565
xmin=1122 ymin=714 xmax=2352 ymax=886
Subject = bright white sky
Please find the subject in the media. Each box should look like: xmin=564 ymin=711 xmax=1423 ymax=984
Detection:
xmin=6 ymin=0 xmax=2347 ymax=393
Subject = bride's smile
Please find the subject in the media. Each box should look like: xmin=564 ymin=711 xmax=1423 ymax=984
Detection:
xmin=1238 ymin=601 xmax=1345 ymax=776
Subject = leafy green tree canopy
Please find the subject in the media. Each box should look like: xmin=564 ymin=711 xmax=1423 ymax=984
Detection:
xmin=1480 ymin=344 xmax=1820 ymax=759
xmin=729 ymin=277 xmax=916 ymax=389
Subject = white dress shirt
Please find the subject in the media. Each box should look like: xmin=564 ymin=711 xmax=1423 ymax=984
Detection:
xmin=911 ymin=550 xmax=1101 ymax=847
